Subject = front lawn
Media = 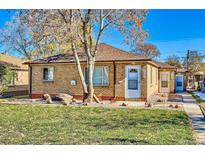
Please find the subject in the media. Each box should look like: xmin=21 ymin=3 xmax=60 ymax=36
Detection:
xmin=0 ymin=104 xmax=194 ymax=144
xmin=190 ymin=93 xmax=205 ymax=110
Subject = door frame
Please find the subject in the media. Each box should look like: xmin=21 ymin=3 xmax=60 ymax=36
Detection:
xmin=125 ymin=65 xmax=141 ymax=98
xmin=160 ymin=71 xmax=170 ymax=93
xmin=175 ymin=74 xmax=184 ymax=92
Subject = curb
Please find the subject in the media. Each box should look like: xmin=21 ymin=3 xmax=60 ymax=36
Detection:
xmin=199 ymin=104 xmax=205 ymax=117
xmin=189 ymin=92 xmax=205 ymax=117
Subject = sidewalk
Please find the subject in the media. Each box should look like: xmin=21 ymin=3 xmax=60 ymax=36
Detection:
xmin=180 ymin=92 xmax=205 ymax=144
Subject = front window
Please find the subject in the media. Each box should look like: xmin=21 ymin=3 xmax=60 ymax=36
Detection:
xmin=161 ymin=74 xmax=168 ymax=88
xmin=43 ymin=67 xmax=54 ymax=81
xmin=177 ymin=81 xmax=182 ymax=87
xmin=128 ymin=68 xmax=138 ymax=90
xmin=85 ymin=66 xmax=109 ymax=86
xmin=162 ymin=81 xmax=168 ymax=87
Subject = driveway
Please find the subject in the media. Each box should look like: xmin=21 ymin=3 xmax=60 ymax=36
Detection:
xmin=180 ymin=92 xmax=205 ymax=144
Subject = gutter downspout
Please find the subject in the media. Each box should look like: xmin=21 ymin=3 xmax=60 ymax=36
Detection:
xmin=113 ymin=61 xmax=116 ymax=99
xmin=29 ymin=64 xmax=32 ymax=98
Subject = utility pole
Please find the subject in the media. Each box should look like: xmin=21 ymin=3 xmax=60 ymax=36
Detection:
xmin=187 ymin=50 xmax=190 ymax=71
xmin=187 ymin=50 xmax=190 ymax=88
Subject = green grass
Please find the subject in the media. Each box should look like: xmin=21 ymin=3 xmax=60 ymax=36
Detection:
xmin=0 ymin=104 xmax=194 ymax=145
xmin=190 ymin=93 xmax=205 ymax=109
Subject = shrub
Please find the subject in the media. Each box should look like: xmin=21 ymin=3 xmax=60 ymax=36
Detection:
xmin=0 ymin=63 xmax=14 ymax=95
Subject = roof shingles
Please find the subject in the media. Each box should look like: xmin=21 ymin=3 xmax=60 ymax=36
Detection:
xmin=152 ymin=61 xmax=177 ymax=69
xmin=24 ymin=44 xmax=151 ymax=64
xmin=24 ymin=43 xmax=177 ymax=71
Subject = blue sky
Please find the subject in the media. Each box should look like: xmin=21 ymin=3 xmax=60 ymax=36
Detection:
xmin=0 ymin=10 xmax=15 ymax=27
xmin=101 ymin=9 xmax=205 ymax=61
xmin=1 ymin=9 xmax=205 ymax=61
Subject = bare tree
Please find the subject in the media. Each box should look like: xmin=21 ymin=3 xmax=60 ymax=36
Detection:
xmin=134 ymin=43 xmax=160 ymax=59
xmin=0 ymin=12 xmax=34 ymax=60
xmin=183 ymin=50 xmax=205 ymax=74
xmin=165 ymin=55 xmax=182 ymax=68
xmin=20 ymin=9 xmax=148 ymax=103
xmin=0 ymin=11 xmax=70 ymax=60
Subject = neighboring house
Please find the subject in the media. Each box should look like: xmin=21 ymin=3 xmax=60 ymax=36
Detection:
xmin=192 ymin=71 xmax=205 ymax=91
xmin=0 ymin=54 xmax=29 ymax=97
xmin=24 ymin=43 xmax=178 ymax=101
xmin=185 ymin=63 xmax=205 ymax=91
xmin=152 ymin=61 xmax=176 ymax=93
xmin=175 ymin=68 xmax=188 ymax=92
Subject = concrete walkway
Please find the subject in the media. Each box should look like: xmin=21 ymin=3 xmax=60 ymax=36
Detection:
xmin=180 ymin=92 xmax=205 ymax=144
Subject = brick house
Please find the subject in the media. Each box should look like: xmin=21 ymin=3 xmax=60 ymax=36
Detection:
xmin=152 ymin=61 xmax=177 ymax=93
xmin=175 ymin=68 xmax=188 ymax=92
xmin=0 ymin=54 xmax=29 ymax=97
xmin=24 ymin=44 xmax=177 ymax=101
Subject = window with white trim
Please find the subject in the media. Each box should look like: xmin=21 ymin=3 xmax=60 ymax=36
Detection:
xmin=85 ymin=66 xmax=109 ymax=86
xmin=128 ymin=68 xmax=138 ymax=90
xmin=43 ymin=67 xmax=54 ymax=81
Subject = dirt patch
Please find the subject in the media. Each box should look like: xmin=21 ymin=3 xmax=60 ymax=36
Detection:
xmin=0 ymin=96 xmax=183 ymax=111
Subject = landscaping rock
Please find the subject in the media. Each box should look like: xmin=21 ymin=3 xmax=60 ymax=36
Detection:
xmin=55 ymin=93 xmax=73 ymax=105
xmin=121 ymin=102 xmax=127 ymax=106
xmin=147 ymin=103 xmax=152 ymax=107
xmin=175 ymin=104 xmax=179 ymax=108
xmin=169 ymin=104 xmax=173 ymax=108
xmin=100 ymin=102 xmax=105 ymax=105
xmin=83 ymin=103 xmax=89 ymax=106
xmin=72 ymin=98 xmax=77 ymax=103
xmin=157 ymin=99 xmax=162 ymax=102
xmin=43 ymin=94 xmax=52 ymax=104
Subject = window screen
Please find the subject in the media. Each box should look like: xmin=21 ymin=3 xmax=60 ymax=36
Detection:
xmin=43 ymin=67 xmax=54 ymax=81
xmin=85 ymin=66 xmax=109 ymax=86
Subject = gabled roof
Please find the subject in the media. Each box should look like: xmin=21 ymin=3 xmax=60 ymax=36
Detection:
xmin=176 ymin=68 xmax=188 ymax=73
xmin=24 ymin=43 xmax=151 ymax=64
xmin=0 ymin=54 xmax=28 ymax=70
xmin=152 ymin=61 xmax=177 ymax=70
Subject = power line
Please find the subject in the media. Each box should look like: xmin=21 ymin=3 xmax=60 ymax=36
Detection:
xmin=156 ymin=50 xmax=205 ymax=61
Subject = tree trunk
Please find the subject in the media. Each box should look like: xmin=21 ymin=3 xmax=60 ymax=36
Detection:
xmin=71 ymin=42 xmax=88 ymax=99
xmin=83 ymin=56 xmax=101 ymax=104
xmin=82 ymin=19 xmax=95 ymax=104
xmin=84 ymin=57 xmax=94 ymax=103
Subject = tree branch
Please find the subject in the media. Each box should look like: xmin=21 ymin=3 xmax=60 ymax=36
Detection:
xmin=58 ymin=10 xmax=68 ymax=23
